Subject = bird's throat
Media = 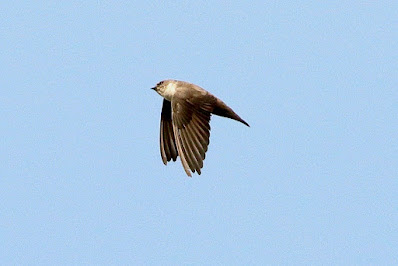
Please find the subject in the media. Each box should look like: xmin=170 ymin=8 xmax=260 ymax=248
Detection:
xmin=161 ymin=82 xmax=177 ymax=101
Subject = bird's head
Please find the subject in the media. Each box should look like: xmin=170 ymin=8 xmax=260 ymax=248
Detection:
xmin=151 ymin=80 xmax=176 ymax=100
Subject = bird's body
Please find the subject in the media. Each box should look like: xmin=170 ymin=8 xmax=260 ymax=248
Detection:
xmin=152 ymin=80 xmax=249 ymax=177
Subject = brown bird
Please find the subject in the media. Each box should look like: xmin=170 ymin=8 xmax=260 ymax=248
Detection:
xmin=151 ymin=80 xmax=249 ymax=177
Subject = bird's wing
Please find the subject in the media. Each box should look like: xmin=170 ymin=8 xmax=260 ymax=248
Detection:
xmin=171 ymin=97 xmax=212 ymax=176
xmin=160 ymin=99 xmax=178 ymax=164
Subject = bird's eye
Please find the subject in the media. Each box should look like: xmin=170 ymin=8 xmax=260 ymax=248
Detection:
xmin=157 ymin=81 xmax=164 ymax=86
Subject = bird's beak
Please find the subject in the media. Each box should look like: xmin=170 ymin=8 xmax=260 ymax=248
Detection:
xmin=150 ymin=87 xmax=156 ymax=91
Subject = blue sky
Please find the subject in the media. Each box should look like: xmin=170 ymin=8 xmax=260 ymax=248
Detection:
xmin=1 ymin=1 xmax=397 ymax=264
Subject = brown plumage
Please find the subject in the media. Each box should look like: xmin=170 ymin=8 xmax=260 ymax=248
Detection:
xmin=152 ymin=80 xmax=249 ymax=177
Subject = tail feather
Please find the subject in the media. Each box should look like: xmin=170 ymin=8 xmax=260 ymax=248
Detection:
xmin=212 ymin=99 xmax=250 ymax=127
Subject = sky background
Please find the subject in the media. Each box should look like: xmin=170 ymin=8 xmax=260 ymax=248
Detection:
xmin=1 ymin=1 xmax=397 ymax=264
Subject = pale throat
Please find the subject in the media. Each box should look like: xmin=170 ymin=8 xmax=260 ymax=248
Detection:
xmin=162 ymin=82 xmax=177 ymax=101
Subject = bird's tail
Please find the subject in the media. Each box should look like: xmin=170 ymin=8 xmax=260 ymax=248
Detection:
xmin=213 ymin=99 xmax=250 ymax=127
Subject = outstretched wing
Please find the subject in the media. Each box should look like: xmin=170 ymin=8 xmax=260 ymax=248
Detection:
xmin=160 ymin=99 xmax=178 ymax=164
xmin=171 ymin=98 xmax=212 ymax=177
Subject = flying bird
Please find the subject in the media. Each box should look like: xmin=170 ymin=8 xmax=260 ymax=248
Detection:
xmin=151 ymin=80 xmax=249 ymax=177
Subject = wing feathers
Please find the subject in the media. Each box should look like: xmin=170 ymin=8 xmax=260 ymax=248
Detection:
xmin=172 ymin=121 xmax=192 ymax=177
xmin=171 ymin=99 xmax=212 ymax=176
xmin=184 ymin=124 xmax=204 ymax=169
xmin=160 ymin=100 xmax=178 ymax=164
xmin=160 ymin=121 xmax=168 ymax=164
xmin=167 ymin=124 xmax=178 ymax=160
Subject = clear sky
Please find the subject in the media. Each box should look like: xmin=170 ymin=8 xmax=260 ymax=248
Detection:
xmin=1 ymin=1 xmax=397 ymax=264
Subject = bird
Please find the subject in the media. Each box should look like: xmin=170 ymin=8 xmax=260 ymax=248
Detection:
xmin=151 ymin=79 xmax=249 ymax=177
